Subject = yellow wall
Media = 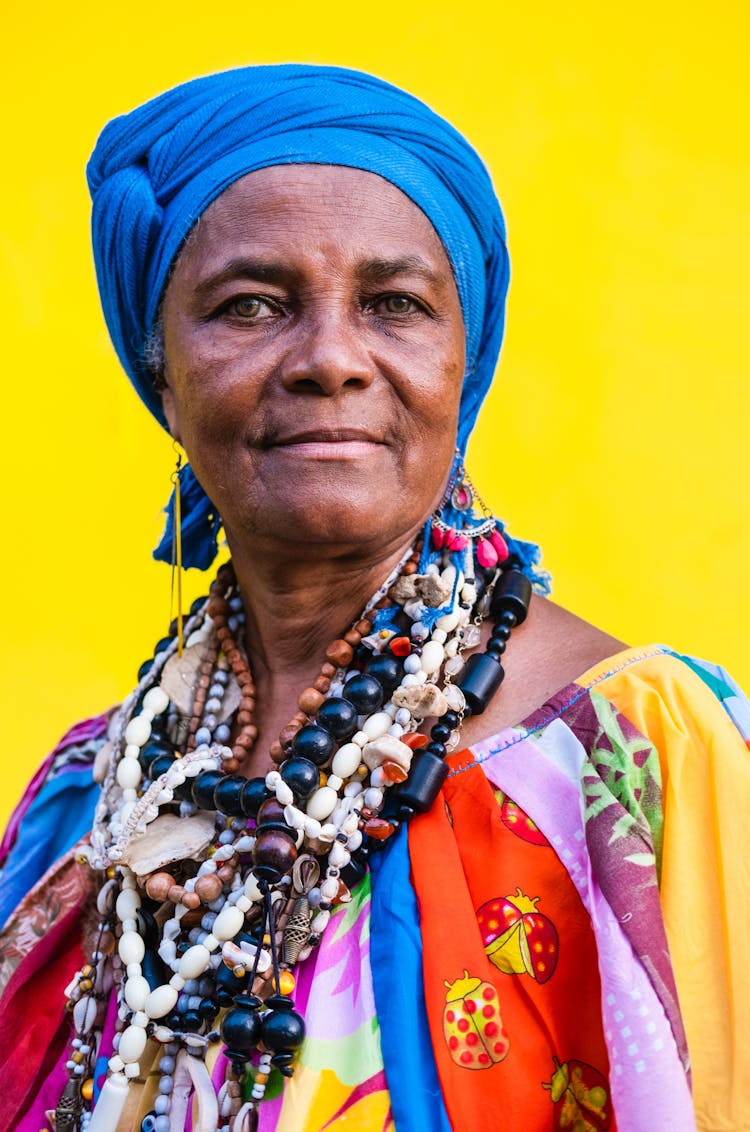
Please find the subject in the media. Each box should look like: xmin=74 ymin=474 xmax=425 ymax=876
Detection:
xmin=2 ymin=2 xmax=748 ymax=826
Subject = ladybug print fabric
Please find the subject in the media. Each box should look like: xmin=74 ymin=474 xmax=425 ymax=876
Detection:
xmin=409 ymin=749 xmax=616 ymax=1131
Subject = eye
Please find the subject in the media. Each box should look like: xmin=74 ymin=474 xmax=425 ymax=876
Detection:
xmin=220 ymin=294 xmax=278 ymax=320
xmin=371 ymin=293 xmax=424 ymax=317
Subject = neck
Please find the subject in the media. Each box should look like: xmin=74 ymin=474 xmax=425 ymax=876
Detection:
xmin=226 ymin=528 xmax=421 ymax=686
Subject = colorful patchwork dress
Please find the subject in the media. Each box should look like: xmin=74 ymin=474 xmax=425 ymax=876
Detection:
xmin=1 ymin=646 xmax=748 ymax=1132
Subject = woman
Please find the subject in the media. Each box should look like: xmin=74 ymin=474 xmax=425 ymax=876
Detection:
xmin=0 ymin=64 xmax=747 ymax=1132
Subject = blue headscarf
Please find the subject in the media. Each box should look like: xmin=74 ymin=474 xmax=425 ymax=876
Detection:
xmin=87 ymin=64 xmax=513 ymax=571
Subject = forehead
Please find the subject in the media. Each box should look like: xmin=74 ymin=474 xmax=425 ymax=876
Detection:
xmin=178 ymin=164 xmax=455 ymax=275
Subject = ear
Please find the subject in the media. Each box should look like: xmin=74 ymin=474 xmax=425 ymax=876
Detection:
xmin=161 ymin=384 xmax=182 ymax=444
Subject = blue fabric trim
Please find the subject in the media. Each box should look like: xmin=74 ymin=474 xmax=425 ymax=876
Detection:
xmin=0 ymin=766 xmax=99 ymax=930
xmin=369 ymin=827 xmax=451 ymax=1132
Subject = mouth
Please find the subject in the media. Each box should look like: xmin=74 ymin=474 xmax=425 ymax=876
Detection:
xmin=267 ymin=428 xmax=385 ymax=459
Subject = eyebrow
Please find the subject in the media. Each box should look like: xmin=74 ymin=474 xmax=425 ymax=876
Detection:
xmin=192 ymin=254 xmax=446 ymax=300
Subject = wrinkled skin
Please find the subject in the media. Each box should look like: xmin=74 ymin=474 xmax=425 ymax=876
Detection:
xmin=161 ymin=164 xmax=466 ymax=559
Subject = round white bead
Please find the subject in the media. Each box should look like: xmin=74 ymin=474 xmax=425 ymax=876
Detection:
xmin=124 ymin=716 xmax=151 ymax=747
xmin=364 ymin=787 xmax=384 ymax=809
xmin=118 ymin=931 xmax=145 ymax=966
xmin=143 ymin=687 xmax=170 ymax=716
xmin=420 ymin=641 xmax=445 ymax=675
xmin=327 ymin=774 xmax=343 ymax=792
xmin=306 ymin=786 xmax=338 ymax=821
xmin=145 ymin=984 xmax=179 ymax=1019
xmin=118 ymin=1024 xmax=147 ymax=1064
xmin=123 ymin=975 xmax=150 ymax=1012
xmin=178 ymin=944 xmax=211 ymax=979
xmin=115 ymin=889 xmax=141 ymax=922
xmin=332 ymin=743 xmax=362 ymax=777
xmin=436 ymin=610 xmax=461 ymax=632
xmin=212 ymin=905 xmax=244 ymax=941
xmin=362 ymin=712 xmax=392 ymax=740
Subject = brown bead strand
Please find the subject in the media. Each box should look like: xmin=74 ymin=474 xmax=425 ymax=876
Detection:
xmin=204 ymin=575 xmax=259 ymax=772
xmin=186 ymin=638 xmax=220 ymax=753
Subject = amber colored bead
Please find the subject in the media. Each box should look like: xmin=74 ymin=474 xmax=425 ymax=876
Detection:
xmin=226 ymin=648 xmax=241 ymax=666
xmin=217 ymin=865 xmax=236 ymax=884
xmin=81 ymin=1079 xmax=94 ymax=1102
xmin=194 ymin=874 xmax=223 ymax=903
xmin=355 ymin=619 xmax=373 ymax=636
xmin=343 ymin=629 xmax=361 ymax=647
xmin=198 ymin=674 xmax=211 ymax=689
xmin=389 ymin=636 xmax=411 ymax=657
xmin=364 ymin=818 xmax=396 ymax=840
xmin=168 ymin=884 xmax=185 ymax=903
xmin=320 ymin=661 xmax=337 ymax=679
xmin=403 ymin=731 xmax=429 ymax=750
xmin=236 ymin=709 xmax=253 ymax=726
xmin=403 ymin=560 xmax=418 ymax=575
xmin=298 ymin=686 xmax=325 ymax=715
xmin=278 ymin=970 xmax=296 ymax=995
xmin=269 ymin=740 xmax=285 ymax=764
xmin=325 ymin=639 xmax=354 ymax=667
xmin=313 ymin=675 xmax=331 ymax=694
xmin=381 ymin=760 xmax=408 ymax=784
xmin=223 ymin=757 xmax=241 ymax=773
xmin=146 ymin=872 xmax=175 ymax=901
xmin=182 ymin=891 xmax=201 ymax=911
xmin=216 ymin=626 xmax=232 ymax=644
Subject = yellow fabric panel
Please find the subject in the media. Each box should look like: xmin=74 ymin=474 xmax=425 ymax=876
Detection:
xmin=578 ymin=648 xmax=750 ymax=1132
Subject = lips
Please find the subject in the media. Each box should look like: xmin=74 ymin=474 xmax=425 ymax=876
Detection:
xmin=271 ymin=428 xmax=383 ymax=447
xmin=262 ymin=427 xmax=386 ymax=460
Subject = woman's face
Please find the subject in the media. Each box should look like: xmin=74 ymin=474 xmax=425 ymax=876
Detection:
xmin=160 ymin=164 xmax=466 ymax=557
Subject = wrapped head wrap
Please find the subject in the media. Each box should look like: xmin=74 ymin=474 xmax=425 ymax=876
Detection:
xmin=88 ymin=64 xmax=545 ymax=583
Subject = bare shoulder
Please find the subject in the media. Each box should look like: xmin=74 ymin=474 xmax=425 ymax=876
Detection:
xmin=459 ymin=595 xmax=627 ymax=746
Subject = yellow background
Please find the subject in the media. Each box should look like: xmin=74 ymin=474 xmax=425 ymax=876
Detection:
xmin=2 ymin=3 xmax=748 ymax=826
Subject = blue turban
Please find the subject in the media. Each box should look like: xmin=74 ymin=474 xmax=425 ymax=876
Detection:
xmin=87 ymin=64 xmax=512 ymax=571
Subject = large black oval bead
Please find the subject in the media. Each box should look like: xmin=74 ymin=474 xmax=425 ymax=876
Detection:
xmin=396 ymin=752 xmax=449 ymax=814
xmin=367 ymin=655 xmax=403 ymax=693
xmin=148 ymin=753 xmax=175 ymax=781
xmin=221 ymin=997 xmax=263 ymax=1052
xmin=342 ymin=673 xmax=384 ymax=714
xmin=455 ymin=652 xmax=505 ymax=715
xmin=291 ymin=724 xmax=335 ymax=766
xmin=316 ymin=697 xmax=358 ymax=739
xmin=280 ymin=757 xmax=320 ymax=802
xmin=260 ymin=995 xmax=306 ymax=1051
xmin=191 ymin=768 xmax=225 ymax=809
xmin=240 ymin=777 xmax=270 ymax=819
xmin=139 ymin=739 xmax=172 ymax=775
xmin=489 ymin=568 xmax=532 ymax=626
xmin=213 ymin=774 xmax=247 ymax=817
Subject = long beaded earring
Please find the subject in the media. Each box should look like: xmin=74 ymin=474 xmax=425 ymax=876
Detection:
xmin=170 ymin=444 xmax=185 ymax=657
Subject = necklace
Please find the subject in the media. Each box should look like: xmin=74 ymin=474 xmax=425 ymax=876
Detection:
xmin=58 ymin=488 xmax=533 ymax=1132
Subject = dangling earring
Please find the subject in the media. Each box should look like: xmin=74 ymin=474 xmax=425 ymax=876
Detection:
xmin=170 ymin=443 xmax=184 ymax=657
xmin=428 ymin=451 xmax=510 ymax=569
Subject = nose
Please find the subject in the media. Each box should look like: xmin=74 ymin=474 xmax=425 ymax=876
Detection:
xmin=279 ymin=304 xmax=374 ymax=396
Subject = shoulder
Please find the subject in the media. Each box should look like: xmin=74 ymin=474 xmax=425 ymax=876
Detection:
xmin=461 ymin=595 xmax=627 ymax=746
xmin=0 ymin=712 xmax=110 ymax=929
